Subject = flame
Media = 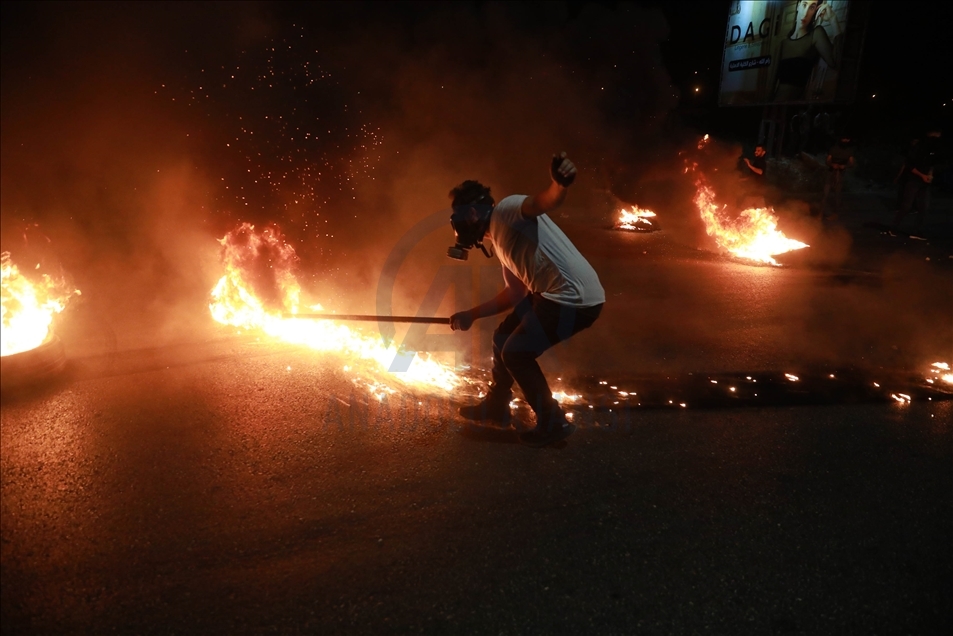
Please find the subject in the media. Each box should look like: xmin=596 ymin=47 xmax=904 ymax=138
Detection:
xmin=552 ymin=390 xmax=582 ymax=404
xmin=684 ymin=134 xmax=808 ymax=266
xmin=1 ymin=252 xmax=80 ymax=357
xmin=208 ymin=224 xmax=460 ymax=394
xmin=616 ymin=206 xmax=657 ymax=231
xmin=929 ymin=361 xmax=953 ymax=385
xmin=693 ymin=182 xmax=808 ymax=266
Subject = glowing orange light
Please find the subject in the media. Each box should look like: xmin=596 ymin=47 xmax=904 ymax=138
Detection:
xmin=206 ymin=223 xmax=600 ymax=408
xmin=684 ymin=135 xmax=808 ymax=266
xmin=208 ymin=224 xmax=460 ymax=394
xmin=929 ymin=362 xmax=952 ymax=385
xmin=1 ymin=252 xmax=80 ymax=356
xmin=693 ymin=183 xmax=808 ymax=266
xmin=552 ymin=391 xmax=582 ymax=403
xmin=616 ymin=206 xmax=657 ymax=230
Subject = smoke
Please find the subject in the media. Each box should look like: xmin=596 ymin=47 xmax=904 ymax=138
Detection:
xmin=243 ymin=1 xmax=681 ymax=312
xmin=5 ymin=2 xmax=944 ymax=379
xmin=1 ymin=1 xmax=680 ymax=355
xmin=0 ymin=3 xmax=226 ymax=352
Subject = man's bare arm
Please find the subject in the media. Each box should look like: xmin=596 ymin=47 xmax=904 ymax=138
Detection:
xmin=521 ymin=181 xmax=568 ymax=218
xmin=471 ymin=270 xmax=527 ymax=319
xmin=450 ymin=267 xmax=528 ymax=331
xmin=521 ymin=153 xmax=577 ymax=218
xmin=744 ymin=157 xmax=764 ymax=175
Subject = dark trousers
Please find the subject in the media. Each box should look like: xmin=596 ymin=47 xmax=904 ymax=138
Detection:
xmin=894 ymin=177 xmax=931 ymax=228
xmin=821 ymin=168 xmax=845 ymax=217
xmin=895 ymin=171 xmax=909 ymax=209
xmin=489 ymin=294 xmax=602 ymax=426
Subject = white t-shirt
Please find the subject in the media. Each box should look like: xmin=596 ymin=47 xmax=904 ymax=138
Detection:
xmin=486 ymin=195 xmax=605 ymax=308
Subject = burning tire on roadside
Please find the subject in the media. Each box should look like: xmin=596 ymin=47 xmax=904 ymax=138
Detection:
xmin=1 ymin=251 xmax=79 ymax=390
xmin=0 ymin=333 xmax=67 ymax=390
xmin=614 ymin=206 xmax=660 ymax=232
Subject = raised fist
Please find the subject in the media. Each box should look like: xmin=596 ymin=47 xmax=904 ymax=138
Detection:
xmin=550 ymin=152 xmax=577 ymax=187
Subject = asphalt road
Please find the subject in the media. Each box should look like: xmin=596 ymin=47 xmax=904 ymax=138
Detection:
xmin=2 ymin=192 xmax=952 ymax=635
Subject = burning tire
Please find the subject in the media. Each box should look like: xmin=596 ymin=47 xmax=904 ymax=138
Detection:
xmin=0 ymin=333 xmax=67 ymax=390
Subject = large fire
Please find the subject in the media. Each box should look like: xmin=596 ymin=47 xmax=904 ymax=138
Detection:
xmin=693 ymin=183 xmax=809 ymax=266
xmin=1 ymin=252 xmax=80 ymax=357
xmin=689 ymin=135 xmax=808 ymax=266
xmin=208 ymin=224 xmax=591 ymax=407
xmin=208 ymin=224 xmax=462 ymax=396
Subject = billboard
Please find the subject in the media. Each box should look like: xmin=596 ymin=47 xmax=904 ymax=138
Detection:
xmin=719 ymin=0 xmax=861 ymax=106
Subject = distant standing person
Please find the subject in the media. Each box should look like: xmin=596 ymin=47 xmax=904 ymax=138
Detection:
xmin=894 ymin=126 xmax=943 ymax=231
xmin=738 ymin=144 xmax=767 ymax=209
xmin=790 ymin=109 xmax=813 ymax=155
xmin=821 ymin=134 xmax=854 ymax=220
xmin=894 ymin=137 xmax=918 ymax=211
xmin=813 ymin=111 xmax=833 ymax=153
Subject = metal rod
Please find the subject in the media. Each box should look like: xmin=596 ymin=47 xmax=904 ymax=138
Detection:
xmin=282 ymin=313 xmax=451 ymax=325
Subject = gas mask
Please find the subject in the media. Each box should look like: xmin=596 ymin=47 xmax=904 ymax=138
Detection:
xmin=447 ymin=202 xmax=493 ymax=261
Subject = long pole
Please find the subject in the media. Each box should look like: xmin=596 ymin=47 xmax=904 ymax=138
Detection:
xmin=282 ymin=313 xmax=451 ymax=325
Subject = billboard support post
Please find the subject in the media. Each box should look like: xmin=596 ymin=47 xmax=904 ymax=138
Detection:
xmin=760 ymin=104 xmax=787 ymax=158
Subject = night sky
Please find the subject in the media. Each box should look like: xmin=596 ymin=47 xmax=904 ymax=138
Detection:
xmin=0 ymin=1 xmax=948 ymax=328
xmin=652 ymin=0 xmax=950 ymax=138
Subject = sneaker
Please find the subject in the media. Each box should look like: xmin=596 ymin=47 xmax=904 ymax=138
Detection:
xmin=519 ymin=421 xmax=577 ymax=448
xmin=459 ymin=394 xmax=512 ymax=426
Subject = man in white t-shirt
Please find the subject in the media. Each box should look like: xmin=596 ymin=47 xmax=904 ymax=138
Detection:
xmin=447 ymin=153 xmax=605 ymax=447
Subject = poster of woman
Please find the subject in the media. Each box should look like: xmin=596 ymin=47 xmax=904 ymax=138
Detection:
xmin=719 ymin=0 xmax=852 ymax=106
xmin=771 ymin=0 xmax=844 ymax=101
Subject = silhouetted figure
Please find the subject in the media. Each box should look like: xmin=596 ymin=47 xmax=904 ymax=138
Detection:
xmin=894 ymin=126 xmax=943 ymax=231
xmin=790 ymin=109 xmax=813 ymax=155
xmin=738 ymin=144 xmax=767 ymax=209
xmin=894 ymin=137 xmax=918 ymax=211
xmin=813 ymin=111 xmax=833 ymax=153
xmin=821 ymin=135 xmax=854 ymax=220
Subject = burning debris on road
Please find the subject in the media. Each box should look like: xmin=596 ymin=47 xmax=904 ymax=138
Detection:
xmin=612 ymin=135 xmax=810 ymax=267
xmin=1 ymin=252 xmax=79 ymax=357
xmin=209 ymin=223 xmax=464 ymax=396
xmin=0 ymin=252 xmax=80 ymax=388
xmin=927 ymin=361 xmax=953 ymax=386
xmin=615 ymin=206 xmax=659 ymax=232
xmin=555 ymin=363 xmax=953 ymax=425
xmin=692 ymin=183 xmax=809 ymax=267
xmin=689 ymin=135 xmax=809 ymax=267
xmin=204 ymin=210 xmax=949 ymax=425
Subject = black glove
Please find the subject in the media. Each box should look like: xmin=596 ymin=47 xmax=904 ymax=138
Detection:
xmin=450 ymin=311 xmax=474 ymax=332
xmin=551 ymin=154 xmax=576 ymax=187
